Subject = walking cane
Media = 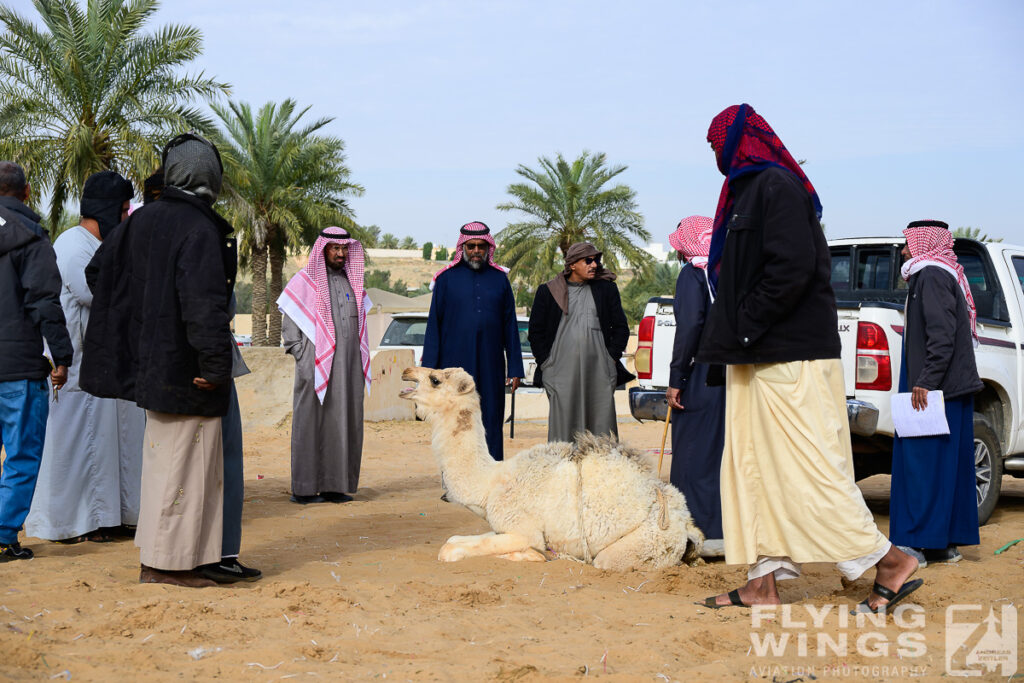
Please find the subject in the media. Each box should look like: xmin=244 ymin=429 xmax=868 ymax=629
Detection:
xmin=656 ymin=405 xmax=671 ymax=478
xmin=509 ymin=384 xmax=516 ymax=439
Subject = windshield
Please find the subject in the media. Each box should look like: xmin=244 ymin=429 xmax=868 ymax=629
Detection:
xmin=380 ymin=318 xmax=428 ymax=346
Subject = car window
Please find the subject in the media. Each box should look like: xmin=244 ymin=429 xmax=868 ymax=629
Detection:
xmin=856 ymin=249 xmax=892 ymax=290
xmin=954 ymin=246 xmax=1009 ymax=322
xmin=380 ymin=319 xmax=428 ymax=346
xmin=518 ymin=321 xmax=532 ymax=354
xmin=830 ymin=248 xmax=851 ymax=292
xmin=1014 ymin=256 xmax=1024 ymax=294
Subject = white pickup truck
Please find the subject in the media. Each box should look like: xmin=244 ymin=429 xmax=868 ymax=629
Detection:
xmin=629 ymin=237 xmax=1024 ymax=524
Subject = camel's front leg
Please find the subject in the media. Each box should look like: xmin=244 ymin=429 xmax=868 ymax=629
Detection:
xmin=439 ymin=532 xmax=545 ymax=562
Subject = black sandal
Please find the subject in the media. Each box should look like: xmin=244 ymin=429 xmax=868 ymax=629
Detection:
xmin=701 ymin=588 xmax=749 ymax=609
xmin=851 ymin=578 xmax=923 ymax=615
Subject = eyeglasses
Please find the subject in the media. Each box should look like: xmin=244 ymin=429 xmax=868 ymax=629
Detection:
xmin=464 ymin=243 xmax=488 ymax=252
xmin=583 ymin=256 xmax=600 ymax=265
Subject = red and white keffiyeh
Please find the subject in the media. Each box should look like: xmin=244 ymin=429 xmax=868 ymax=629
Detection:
xmin=278 ymin=227 xmax=373 ymax=402
xmin=430 ymin=221 xmax=508 ymax=290
xmin=668 ymin=215 xmax=714 ymax=270
xmin=901 ymin=221 xmax=978 ymax=347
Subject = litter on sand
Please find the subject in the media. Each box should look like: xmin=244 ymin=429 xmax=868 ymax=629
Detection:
xmin=995 ymin=538 xmax=1023 ymax=554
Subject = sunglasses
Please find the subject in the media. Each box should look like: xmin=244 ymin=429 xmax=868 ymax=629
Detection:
xmin=583 ymin=256 xmax=601 ymax=265
xmin=464 ymin=242 xmax=488 ymax=252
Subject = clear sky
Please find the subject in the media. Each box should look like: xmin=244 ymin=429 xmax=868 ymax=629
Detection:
xmin=8 ymin=0 xmax=1024 ymax=245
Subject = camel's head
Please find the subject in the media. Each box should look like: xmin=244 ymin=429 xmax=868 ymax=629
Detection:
xmin=400 ymin=366 xmax=478 ymax=417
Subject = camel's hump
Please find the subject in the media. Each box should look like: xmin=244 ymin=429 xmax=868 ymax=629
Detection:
xmin=566 ymin=432 xmax=653 ymax=473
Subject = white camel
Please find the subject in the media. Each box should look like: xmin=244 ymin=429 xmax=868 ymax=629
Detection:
xmin=399 ymin=366 xmax=704 ymax=570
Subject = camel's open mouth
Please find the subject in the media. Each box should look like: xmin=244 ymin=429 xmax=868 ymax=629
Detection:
xmin=398 ymin=384 xmax=417 ymax=399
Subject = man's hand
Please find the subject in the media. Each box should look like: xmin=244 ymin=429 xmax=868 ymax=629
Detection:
xmin=193 ymin=377 xmax=218 ymax=391
xmin=50 ymin=365 xmax=68 ymax=390
xmin=666 ymin=387 xmax=684 ymax=411
xmin=911 ymin=386 xmax=929 ymax=411
xmin=507 ymin=377 xmax=521 ymax=392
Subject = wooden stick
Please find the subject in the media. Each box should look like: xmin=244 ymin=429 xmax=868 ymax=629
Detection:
xmin=657 ymin=407 xmax=671 ymax=477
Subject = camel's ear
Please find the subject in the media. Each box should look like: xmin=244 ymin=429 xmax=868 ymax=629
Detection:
xmin=455 ymin=376 xmax=476 ymax=395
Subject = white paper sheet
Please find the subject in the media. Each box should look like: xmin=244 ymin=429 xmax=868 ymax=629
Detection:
xmin=891 ymin=391 xmax=949 ymax=437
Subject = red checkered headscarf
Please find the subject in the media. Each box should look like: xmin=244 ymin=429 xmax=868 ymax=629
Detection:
xmin=706 ymin=104 xmax=822 ymax=289
xmin=278 ymin=227 xmax=371 ymax=402
xmin=901 ymin=220 xmax=978 ymax=347
xmin=669 ymin=215 xmax=714 ymax=270
xmin=430 ymin=221 xmax=508 ymax=289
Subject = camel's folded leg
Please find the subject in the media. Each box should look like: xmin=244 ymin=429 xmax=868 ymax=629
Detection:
xmin=438 ymin=532 xmax=544 ymax=562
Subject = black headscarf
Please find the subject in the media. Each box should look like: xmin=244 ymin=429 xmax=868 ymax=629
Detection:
xmin=80 ymin=170 xmax=134 ymax=239
xmin=162 ymin=133 xmax=223 ymax=206
xmin=143 ymin=167 xmax=164 ymax=205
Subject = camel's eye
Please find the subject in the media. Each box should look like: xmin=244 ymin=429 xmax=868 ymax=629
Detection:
xmin=429 ymin=375 xmax=441 ymax=387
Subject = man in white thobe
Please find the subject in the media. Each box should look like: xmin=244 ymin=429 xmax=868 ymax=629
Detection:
xmin=25 ymin=171 xmax=145 ymax=543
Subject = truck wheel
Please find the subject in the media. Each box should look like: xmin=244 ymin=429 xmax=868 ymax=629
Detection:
xmin=974 ymin=413 xmax=1002 ymax=525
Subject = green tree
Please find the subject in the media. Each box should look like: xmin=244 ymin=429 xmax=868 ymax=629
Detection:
xmin=495 ymin=151 xmax=652 ymax=289
xmin=434 ymin=245 xmax=449 ymax=261
xmin=621 ymin=262 xmax=680 ymax=326
xmin=0 ymin=0 xmax=228 ymax=234
xmin=421 ymin=241 xmax=433 ymax=260
xmin=400 ymin=235 xmax=418 ymax=250
xmin=360 ymin=224 xmax=381 ymax=248
xmin=214 ymin=99 xmax=364 ymax=346
xmin=380 ymin=233 xmax=399 ymax=248
xmin=364 ymin=269 xmax=408 ymax=295
xmin=953 ymin=226 xmax=1002 ymax=243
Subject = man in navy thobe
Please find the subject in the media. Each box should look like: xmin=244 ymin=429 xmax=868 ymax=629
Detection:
xmin=422 ymin=222 xmax=523 ymax=461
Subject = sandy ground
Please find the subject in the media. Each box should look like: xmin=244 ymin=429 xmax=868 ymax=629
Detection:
xmin=3 ymin=403 xmax=1023 ymax=680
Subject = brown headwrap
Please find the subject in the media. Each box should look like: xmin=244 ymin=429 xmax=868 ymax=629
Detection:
xmin=544 ymin=242 xmax=617 ymax=314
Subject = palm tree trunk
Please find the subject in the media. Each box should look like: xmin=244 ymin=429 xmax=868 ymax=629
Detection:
xmin=251 ymin=244 xmax=269 ymax=346
xmin=268 ymin=246 xmax=285 ymax=347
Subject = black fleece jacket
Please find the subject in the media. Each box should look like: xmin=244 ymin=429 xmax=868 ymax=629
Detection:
xmin=903 ymin=267 xmax=983 ymax=399
xmin=0 ymin=205 xmax=73 ymax=381
xmin=697 ymin=167 xmax=841 ymax=365
xmin=528 ymin=277 xmax=634 ymax=388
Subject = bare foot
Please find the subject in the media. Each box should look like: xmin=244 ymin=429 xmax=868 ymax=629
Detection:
xmin=712 ymin=573 xmax=782 ymax=606
xmin=866 ymin=545 xmax=919 ymax=610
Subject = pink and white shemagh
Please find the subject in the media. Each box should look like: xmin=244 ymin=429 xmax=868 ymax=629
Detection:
xmin=668 ymin=215 xmax=714 ymax=270
xmin=278 ymin=227 xmax=372 ymax=403
xmin=430 ymin=222 xmax=508 ymax=289
xmin=901 ymin=223 xmax=978 ymax=347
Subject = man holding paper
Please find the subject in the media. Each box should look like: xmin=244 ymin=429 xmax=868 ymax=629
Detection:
xmin=890 ymin=220 xmax=983 ymax=566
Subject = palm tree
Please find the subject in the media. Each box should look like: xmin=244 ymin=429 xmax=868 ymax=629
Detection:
xmin=380 ymin=233 xmax=399 ymax=248
xmin=213 ymin=99 xmax=364 ymax=346
xmin=0 ymin=0 xmax=228 ymax=233
xmin=495 ymin=151 xmax=652 ymax=288
xmin=953 ymin=226 xmax=1002 ymax=243
xmin=400 ymin=236 xmax=418 ymax=250
xmin=360 ymin=224 xmax=382 ymax=248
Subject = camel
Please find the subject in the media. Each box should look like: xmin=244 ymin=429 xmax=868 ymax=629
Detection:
xmin=399 ymin=366 xmax=704 ymax=570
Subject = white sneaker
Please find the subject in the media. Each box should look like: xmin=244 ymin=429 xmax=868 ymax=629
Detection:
xmin=897 ymin=545 xmax=927 ymax=569
xmin=700 ymin=538 xmax=725 ymax=558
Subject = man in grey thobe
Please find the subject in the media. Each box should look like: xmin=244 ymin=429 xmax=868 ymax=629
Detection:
xmin=279 ymin=228 xmax=371 ymax=504
xmin=528 ymin=242 xmax=632 ymax=442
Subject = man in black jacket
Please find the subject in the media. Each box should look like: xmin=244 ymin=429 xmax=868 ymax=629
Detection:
xmin=0 ymin=204 xmax=72 ymax=561
xmin=889 ymin=221 xmax=982 ymax=566
xmin=0 ymin=161 xmax=46 ymax=238
xmin=528 ymin=242 xmax=633 ymax=442
xmin=82 ymin=134 xmax=236 ymax=587
xmin=697 ymin=104 xmax=919 ymax=614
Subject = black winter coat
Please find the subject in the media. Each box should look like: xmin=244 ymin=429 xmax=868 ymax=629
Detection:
xmin=0 ymin=206 xmax=73 ymax=381
xmin=81 ymin=187 xmax=236 ymax=417
xmin=528 ymin=277 xmax=635 ymax=388
xmin=903 ymin=267 xmax=983 ymax=399
xmin=697 ymin=167 xmax=841 ymax=365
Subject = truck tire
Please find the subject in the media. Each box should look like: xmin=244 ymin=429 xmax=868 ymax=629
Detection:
xmin=974 ymin=413 xmax=1002 ymax=525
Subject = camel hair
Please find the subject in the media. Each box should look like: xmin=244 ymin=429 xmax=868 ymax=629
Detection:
xmin=400 ymin=366 xmax=704 ymax=570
